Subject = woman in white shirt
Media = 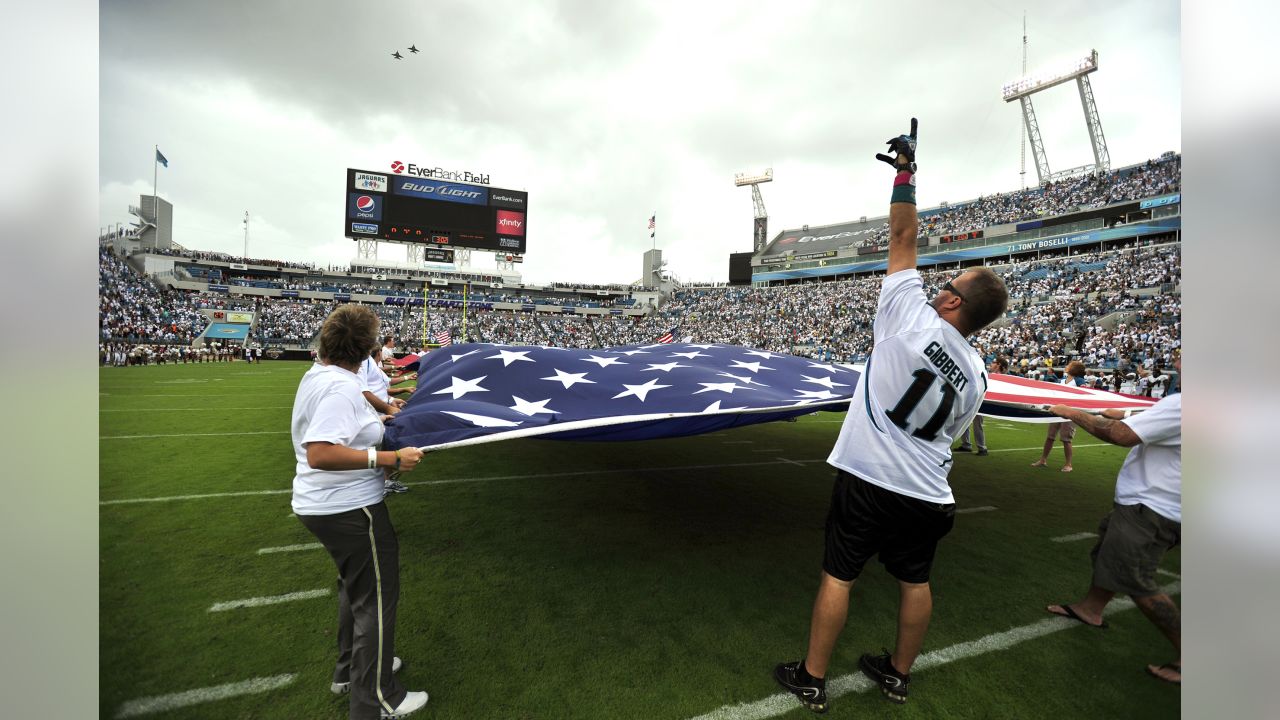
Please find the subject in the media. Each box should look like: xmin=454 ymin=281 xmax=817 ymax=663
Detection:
xmin=291 ymin=303 xmax=428 ymax=719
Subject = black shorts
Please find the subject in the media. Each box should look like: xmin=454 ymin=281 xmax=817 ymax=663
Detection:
xmin=823 ymin=470 xmax=956 ymax=584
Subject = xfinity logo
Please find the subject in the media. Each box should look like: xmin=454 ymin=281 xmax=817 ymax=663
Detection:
xmin=498 ymin=217 xmax=522 ymax=229
xmin=495 ymin=209 xmax=526 ymax=237
xmin=779 ymin=228 xmax=875 ymax=245
xmin=391 ymin=160 xmax=491 ymax=185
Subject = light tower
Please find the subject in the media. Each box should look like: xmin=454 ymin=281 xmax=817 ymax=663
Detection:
xmin=734 ymin=168 xmax=773 ymax=253
xmin=1002 ymin=49 xmax=1110 ymax=185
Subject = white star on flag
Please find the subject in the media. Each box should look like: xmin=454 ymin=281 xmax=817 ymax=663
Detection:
xmin=612 ymin=377 xmax=671 ymax=401
xmin=432 ymin=375 xmax=489 ymax=400
xmin=581 ymin=355 xmax=626 ymax=368
xmin=717 ymin=372 xmax=769 ymax=386
xmin=701 ymin=400 xmax=748 ymax=412
xmin=668 ymin=351 xmax=708 ymax=359
xmin=692 ymin=382 xmax=748 ymax=395
xmin=441 ymin=410 xmax=523 ymax=428
xmin=541 ymin=369 xmax=596 ymax=389
xmin=793 ymin=388 xmax=841 ymax=401
xmin=509 ymin=396 xmax=559 ymax=416
xmin=642 ymin=361 xmax=690 ymax=373
xmin=743 ymin=350 xmax=780 ymax=359
xmin=801 ymin=375 xmax=850 ymax=389
xmin=729 ymin=360 xmax=775 ymax=373
xmin=806 ymin=362 xmax=844 ymax=373
xmin=486 ymin=349 xmax=535 ymax=366
xmin=615 ymin=349 xmax=651 ymax=356
xmin=450 ymin=349 xmax=482 ymax=362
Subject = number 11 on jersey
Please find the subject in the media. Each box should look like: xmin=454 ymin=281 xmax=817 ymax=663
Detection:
xmin=885 ymin=368 xmax=957 ymax=442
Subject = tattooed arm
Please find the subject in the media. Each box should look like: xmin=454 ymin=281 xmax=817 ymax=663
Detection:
xmin=1047 ymin=405 xmax=1142 ymax=447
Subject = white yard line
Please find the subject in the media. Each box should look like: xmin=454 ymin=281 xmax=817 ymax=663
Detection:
xmin=114 ymin=674 xmax=297 ymax=718
xmin=988 ymin=443 xmax=1108 ymax=453
xmin=100 ymin=407 xmax=293 ymax=412
xmin=687 ymin=581 xmax=1180 ymax=720
xmin=774 ymin=458 xmax=807 ymax=467
xmin=1051 ymin=532 xmax=1099 ymax=543
xmin=751 ymin=448 xmax=784 ymax=453
xmin=1157 ymin=568 xmax=1181 ymax=579
xmin=722 ymin=440 xmax=754 ymax=445
xmin=208 ymin=588 xmax=329 ymax=612
xmin=956 ymin=506 xmax=998 ymax=514
xmin=256 ymin=543 xmax=323 ymax=555
xmin=101 ymin=459 xmax=829 ymax=505
xmin=100 ymin=430 xmax=291 ymax=440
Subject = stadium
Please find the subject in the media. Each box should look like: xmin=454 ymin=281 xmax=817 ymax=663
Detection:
xmin=97 ymin=5 xmax=1183 ymax=720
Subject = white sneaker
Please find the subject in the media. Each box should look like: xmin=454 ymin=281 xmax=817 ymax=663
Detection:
xmin=381 ymin=690 xmax=428 ymax=718
xmin=330 ymin=656 xmax=403 ymax=694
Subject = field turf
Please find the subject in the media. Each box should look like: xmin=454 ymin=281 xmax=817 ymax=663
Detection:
xmin=100 ymin=361 xmax=1180 ymax=719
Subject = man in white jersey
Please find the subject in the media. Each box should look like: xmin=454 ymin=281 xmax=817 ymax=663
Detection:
xmin=775 ymin=119 xmax=1009 ymax=712
xmin=1044 ymin=353 xmax=1182 ymax=685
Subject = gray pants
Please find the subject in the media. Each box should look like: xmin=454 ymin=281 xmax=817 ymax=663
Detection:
xmin=960 ymin=415 xmax=985 ymax=450
xmin=298 ymin=502 xmax=406 ymax=720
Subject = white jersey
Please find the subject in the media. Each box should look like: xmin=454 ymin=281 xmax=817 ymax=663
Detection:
xmin=1116 ymin=393 xmax=1181 ymax=522
xmin=359 ymin=356 xmax=391 ymax=403
xmin=828 ymin=270 xmax=987 ymax=504
xmin=291 ymin=363 xmax=385 ymax=515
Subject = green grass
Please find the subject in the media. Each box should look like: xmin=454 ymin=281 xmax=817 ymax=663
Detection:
xmin=100 ymin=361 xmax=1180 ymax=719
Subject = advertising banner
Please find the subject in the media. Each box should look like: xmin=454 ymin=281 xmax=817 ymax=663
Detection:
xmin=281 ymin=290 xmax=299 ymax=298
xmin=226 ymin=312 xmax=254 ymax=324
xmin=391 ymin=176 xmax=489 ymax=206
xmin=348 ymin=193 xmax=384 ymax=221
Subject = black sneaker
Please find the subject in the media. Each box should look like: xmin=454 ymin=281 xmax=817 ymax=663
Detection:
xmin=773 ymin=661 xmax=828 ymax=714
xmin=859 ymin=650 xmax=910 ymax=704
xmin=976 ymin=448 xmax=989 ymax=456
xmin=954 ymin=444 xmax=973 ymax=453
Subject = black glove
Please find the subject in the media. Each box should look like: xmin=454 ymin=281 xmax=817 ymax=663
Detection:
xmin=875 ymin=117 xmax=918 ymax=173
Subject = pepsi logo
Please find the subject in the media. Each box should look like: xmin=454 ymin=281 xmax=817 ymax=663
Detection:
xmin=391 ymin=160 xmax=405 ymax=173
xmin=356 ymin=196 xmax=375 ymax=212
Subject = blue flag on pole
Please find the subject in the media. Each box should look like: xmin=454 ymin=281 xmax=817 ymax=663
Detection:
xmin=383 ymin=343 xmax=857 ymax=450
xmin=156 ymin=148 xmax=169 ymax=167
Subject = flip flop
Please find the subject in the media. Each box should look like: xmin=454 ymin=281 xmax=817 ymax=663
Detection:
xmin=1146 ymin=662 xmax=1181 ymax=685
xmin=1047 ymin=604 xmax=1108 ymax=629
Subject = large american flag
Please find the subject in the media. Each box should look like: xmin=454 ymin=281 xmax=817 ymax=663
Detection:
xmin=382 ymin=343 xmax=1160 ymax=451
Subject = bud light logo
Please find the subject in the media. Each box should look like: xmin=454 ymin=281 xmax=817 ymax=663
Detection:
xmin=347 ymin=193 xmax=383 ymax=221
xmin=391 ymin=177 xmax=489 ymax=206
xmin=351 ymin=223 xmax=379 ymax=235
xmin=391 ymin=160 xmax=405 ymax=173
xmin=495 ymin=209 xmax=526 ymax=237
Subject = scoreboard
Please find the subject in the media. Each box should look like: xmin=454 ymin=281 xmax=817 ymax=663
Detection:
xmin=345 ymin=169 xmax=527 ymax=254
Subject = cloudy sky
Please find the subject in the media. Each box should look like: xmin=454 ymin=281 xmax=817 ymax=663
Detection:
xmin=100 ymin=0 xmax=1179 ymax=285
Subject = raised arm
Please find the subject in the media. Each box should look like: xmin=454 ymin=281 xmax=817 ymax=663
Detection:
xmin=878 ymin=118 xmax=919 ymax=276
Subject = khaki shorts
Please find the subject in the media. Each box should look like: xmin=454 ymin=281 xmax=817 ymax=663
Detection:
xmin=1089 ymin=503 xmax=1181 ymax=597
xmin=1046 ymin=421 xmax=1076 ymax=441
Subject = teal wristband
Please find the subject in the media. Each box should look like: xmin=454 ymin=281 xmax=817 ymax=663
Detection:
xmin=891 ymin=171 xmax=916 ymax=205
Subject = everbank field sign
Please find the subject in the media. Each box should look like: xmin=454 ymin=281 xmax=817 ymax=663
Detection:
xmin=390 ymin=160 xmax=490 ymax=186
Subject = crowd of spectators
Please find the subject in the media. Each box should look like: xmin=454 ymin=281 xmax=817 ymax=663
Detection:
xmin=100 ymin=236 xmax=1181 ymax=374
xmin=136 ymin=246 xmax=315 ymax=269
xmin=99 ymin=248 xmax=210 ymax=343
xmin=851 ymin=155 xmax=1180 ymax=249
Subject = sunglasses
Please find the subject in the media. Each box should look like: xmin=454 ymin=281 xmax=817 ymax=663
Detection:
xmin=943 ymin=279 xmax=966 ymax=304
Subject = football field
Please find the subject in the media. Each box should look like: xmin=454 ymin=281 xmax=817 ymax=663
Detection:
xmin=100 ymin=361 xmax=1180 ymax=719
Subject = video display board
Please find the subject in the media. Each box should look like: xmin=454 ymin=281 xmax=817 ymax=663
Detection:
xmin=344 ymin=169 xmax=527 ymax=254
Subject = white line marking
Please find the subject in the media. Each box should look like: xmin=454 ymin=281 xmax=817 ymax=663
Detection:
xmin=774 ymin=457 xmax=806 ymax=467
xmin=100 ymin=407 xmax=293 ymax=412
xmin=1051 ymin=532 xmax=1099 ymax=543
xmin=208 ymin=589 xmax=329 ymax=612
xmin=100 ymin=430 xmax=290 ymax=440
xmin=722 ymin=440 xmax=754 ymax=444
xmin=988 ymin=443 xmax=1108 ymax=453
xmin=752 ymin=448 xmax=784 ymax=453
xmin=957 ymin=506 xmax=998 ymax=514
xmin=114 ymin=673 xmax=298 ymax=718
xmin=105 ymin=393 xmax=298 ymax=397
xmin=1157 ymin=568 xmax=1181 ymax=579
xmin=687 ymin=582 xmax=1180 ymax=720
xmin=256 ymin=543 xmax=323 ymax=555
xmin=100 ymin=459 xmax=829 ymax=505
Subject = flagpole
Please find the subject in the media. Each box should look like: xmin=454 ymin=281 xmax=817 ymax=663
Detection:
xmin=153 ymin=145 xmax=159 ymax=234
